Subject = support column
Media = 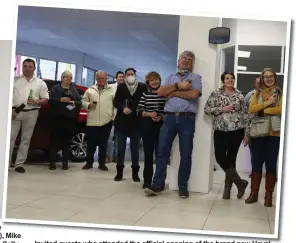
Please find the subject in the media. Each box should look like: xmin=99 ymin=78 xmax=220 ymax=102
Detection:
xmin=168 ymin=16 xmax=220 ymax=193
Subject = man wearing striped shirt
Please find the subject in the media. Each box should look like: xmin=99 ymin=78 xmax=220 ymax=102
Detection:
xmin=137 ymin=71 xmax=166 ymax=189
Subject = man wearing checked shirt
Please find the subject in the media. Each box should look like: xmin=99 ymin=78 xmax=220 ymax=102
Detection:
xmin=144 ymin=50 xmax=202 ymax=198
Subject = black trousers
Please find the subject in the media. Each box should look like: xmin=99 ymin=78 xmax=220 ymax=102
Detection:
xmin=142 ymin=120 xmax=163 ymax=186
xmin=49 ymin=117 xmax=77 ymax=163
xmin=214 ymin=129 xmax=244 ymax=171
xmin=86 ymin=122 xmax=113 ymax=165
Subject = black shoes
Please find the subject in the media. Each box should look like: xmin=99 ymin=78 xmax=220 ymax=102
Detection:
xmin=114 ymin=173 xmax=123 ymax=181
xmin=179 ymin=190 xmax=189 ymax=199
xmin=15 ymin=166 xmax=25 ymax=173
xmin=82 ymin=163 xmax=93 ymax=170
xmin=98 ymin=164 xmax=108 ymax=171
xmin=144 ymin=186 xmax=163 ymax=196
xmin=49 ymin=162 xmax=56 ymax=170
xmin=132 ymin=172 xmax=140 ymax=182
xmin=62 ymin=161 xmax=68 ymax=170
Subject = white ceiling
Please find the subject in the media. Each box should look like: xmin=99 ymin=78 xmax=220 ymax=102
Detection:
xmin=16 ymin=6 xmax=180 ymax=80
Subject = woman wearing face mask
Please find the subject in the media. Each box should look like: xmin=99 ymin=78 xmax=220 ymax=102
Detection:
xmin=137 ymin=72 xmax=167 ymax=189
xmin=204 ymin=72 xmax=250 ymax=200
xmin=113 ymin=67 xmax=147 ymax=182
xmin=245 ymin=68 xmax=282 ymax=207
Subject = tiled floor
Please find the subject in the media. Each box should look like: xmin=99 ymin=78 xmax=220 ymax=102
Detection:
xmin=5 ymin=162 xmax=277 ymax=235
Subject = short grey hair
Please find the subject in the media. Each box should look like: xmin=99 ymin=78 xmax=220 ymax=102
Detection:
xmin=61 ymin=70 xmax=73 ymax=79
xmin=96 ymin=70 xmax=107 ymax=78
xmin=178 ymin=50 xmax=195 ymax=61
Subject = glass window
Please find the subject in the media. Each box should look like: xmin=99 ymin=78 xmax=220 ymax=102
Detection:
xmin=15 ymin=55 xmax=38 ymax=76
xmin=236 ymin=73 xmax=284 ymax=96
xmin=237 ymin=46 xmax=282 ymax=72
xmin=57 ymin=62 xmax=76 ymax=82
xmin=82 ymin=67 xmax=95 ymax=87
xmin=39 ymin=59 xmax=57 ymax=80
xmin=223 ymin=46 xmax=235 ymax=73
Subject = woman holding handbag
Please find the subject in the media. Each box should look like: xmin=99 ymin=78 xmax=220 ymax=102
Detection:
xmin=245 ymin=68 xmax=282 ymax=207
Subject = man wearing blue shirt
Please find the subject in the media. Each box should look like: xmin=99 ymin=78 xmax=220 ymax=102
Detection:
xmin=144 ymin=50 xmax=202 ymax=198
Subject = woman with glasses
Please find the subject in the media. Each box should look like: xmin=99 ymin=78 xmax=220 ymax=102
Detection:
xmin=245 ymin=68 xmax=282 ymax=207
xmin=137 ymin=72 xmax=166 ymax=189
xmin=48 ymin=71 xmax=82 ymax=170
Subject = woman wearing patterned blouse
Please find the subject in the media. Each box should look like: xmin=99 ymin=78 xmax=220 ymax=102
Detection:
xmin=204 ymin=72 xmax=250 ymax=200
xmin=137 ymin=72 xmax=166 ymax=189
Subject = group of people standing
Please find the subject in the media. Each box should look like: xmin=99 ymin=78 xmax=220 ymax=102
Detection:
xmin=10 ymin=50 xmax=282 ymax=207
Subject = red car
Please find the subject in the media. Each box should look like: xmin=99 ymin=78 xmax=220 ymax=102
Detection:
xmin=14 ymin=80 xmax=88 ymax=162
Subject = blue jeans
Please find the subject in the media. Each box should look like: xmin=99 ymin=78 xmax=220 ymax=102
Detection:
xmin=152 ymin=114 xmax=196 ymax=191
xmin=250 ymin=136 xmax=280 ymax=176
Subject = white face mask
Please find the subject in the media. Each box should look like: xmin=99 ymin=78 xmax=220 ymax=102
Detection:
xmin=126 ymin=75 xmax=136 ymax=84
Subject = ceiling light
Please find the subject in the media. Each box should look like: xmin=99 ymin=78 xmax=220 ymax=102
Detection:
xmin=237 ymin=66 xmax=247 ymax=71
xmin=238 ymin=51 xmax=251 ymax=58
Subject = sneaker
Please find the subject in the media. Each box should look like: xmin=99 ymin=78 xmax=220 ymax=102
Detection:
xmin=15 ymin=166 xmax=25 ymax=173
xmin=98 ymin=164 xmax=108 ymax=171
xmin=179 ymin=190 xmax=189 ymax=198
xmin=82 ymin=164 xmax=93 ymax=170
xmin=144 ymin=186 xmax=162 ymax=196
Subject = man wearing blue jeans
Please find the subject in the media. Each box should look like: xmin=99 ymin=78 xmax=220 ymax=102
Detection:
xmin=144 ymin=50 xmax=202 ymax=198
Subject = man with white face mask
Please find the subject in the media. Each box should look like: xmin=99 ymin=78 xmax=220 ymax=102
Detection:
xmin=113 ymin=68 xmax=147 ymax=182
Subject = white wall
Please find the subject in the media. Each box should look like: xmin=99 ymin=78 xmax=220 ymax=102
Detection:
xmin=222 ymin=18 xmax=238 ymax=47
xmin=169 ymin=16 xmax=220 ymax=193
xmin=15 ymin=41 xmax=120 ymax=85
xmin=222 ymin=18 xmax=287 ymax=46
xmin=236 ymin=19 xmax=287 ymax=46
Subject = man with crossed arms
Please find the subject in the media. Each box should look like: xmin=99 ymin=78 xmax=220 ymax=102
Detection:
xmin=144 ymin=50 xmax=202 ymax=198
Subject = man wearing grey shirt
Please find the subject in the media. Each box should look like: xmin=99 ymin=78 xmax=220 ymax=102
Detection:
xmin=244 ymin=76 xmax=260 ymax=177
xmin=144 ymin=50 xmax=202 ymax=198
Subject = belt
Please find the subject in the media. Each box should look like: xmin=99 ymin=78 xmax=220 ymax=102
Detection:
xmin=165 ymin=112 xmax=196 ymax=116
xmin=23 ymin=108 xmax=39 ymax=112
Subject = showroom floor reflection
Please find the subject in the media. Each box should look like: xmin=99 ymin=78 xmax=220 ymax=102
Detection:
xmin=5 ymin=162 xmax=276 ymax=235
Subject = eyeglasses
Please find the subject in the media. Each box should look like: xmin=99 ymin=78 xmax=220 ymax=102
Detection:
xmin=263 ymin=75 xmax=274 ymax=79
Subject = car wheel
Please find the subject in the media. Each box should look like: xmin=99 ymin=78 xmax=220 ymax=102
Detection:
xmin=69 ymin=130 xmax=87 ymax=162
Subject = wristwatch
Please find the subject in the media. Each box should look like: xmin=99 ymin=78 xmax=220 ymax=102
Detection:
xmin=174 ymin=82 xmax=179 ymax=90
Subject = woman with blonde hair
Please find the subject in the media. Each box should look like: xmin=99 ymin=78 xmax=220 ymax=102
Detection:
xmin=48 ymin=71 xmax=82 ymax=170
xmin=137 ymin=71 xmax=166 ymax=189
xmin=245 ymin=68 xmax=282 ymax=207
